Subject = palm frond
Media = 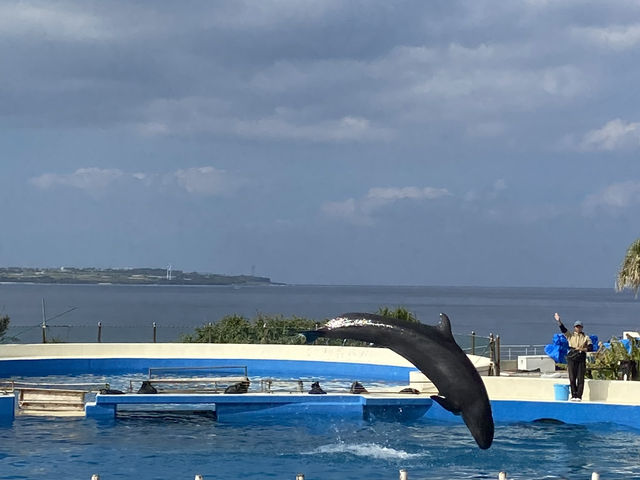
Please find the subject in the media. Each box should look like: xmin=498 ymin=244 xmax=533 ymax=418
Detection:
xmin=616 ymin=238 xmax=640 ymax=297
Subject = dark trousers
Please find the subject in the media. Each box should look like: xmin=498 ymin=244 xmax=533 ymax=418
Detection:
xmin=567 ymin=356 xmax=586 ymax=399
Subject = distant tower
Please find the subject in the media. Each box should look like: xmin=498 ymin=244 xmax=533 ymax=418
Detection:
xmin=166 ymin=264 xmax=172 ymax=281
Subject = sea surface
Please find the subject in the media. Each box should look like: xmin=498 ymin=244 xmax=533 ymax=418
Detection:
xmin=1 ymin=283 xmax=639 ymax=346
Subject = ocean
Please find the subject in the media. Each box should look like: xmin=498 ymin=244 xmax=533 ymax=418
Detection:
xmin=1 ymin=283 xmax=639 ymax=346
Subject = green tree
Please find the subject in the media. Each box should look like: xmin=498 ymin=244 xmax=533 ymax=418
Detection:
xmin=182 ymin=314 xmax=254 ymax=343
xmin=182 ymin=313 xmax=367 ymax=346
xmin=252 ymin=314 xmax=317 ymax=345
xmin=616 ymin=238 xmax=640 ymax=297
xmin=376 ymin=306 xmax=418 ymax=322
xmin=0 ymin=314 xmax=9 ymax=342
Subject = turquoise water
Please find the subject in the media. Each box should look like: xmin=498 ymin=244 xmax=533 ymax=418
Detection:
xmin=2 ymin=414 xmax=640 ymax=479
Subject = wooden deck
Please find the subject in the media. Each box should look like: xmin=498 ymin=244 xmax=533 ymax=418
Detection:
xmin=18 ymin=388 xmax=86 ymax=416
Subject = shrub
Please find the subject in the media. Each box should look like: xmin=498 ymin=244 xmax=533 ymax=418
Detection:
xmin=376 ymin=306 xmax=418 ymax=322
xmin=182 ymin=313 xmax=367 ymax=346
xmin=0 ymin=315 xmax=9 ymax=342
xmin=590 ymin=337 xmax=640 ymax=380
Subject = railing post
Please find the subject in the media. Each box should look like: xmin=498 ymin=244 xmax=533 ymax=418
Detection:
xmin=495 ymin=335 xmax=501 ymax=376
xmin=471 ymin=331 xmax=476 ymax=355
xmin=498 ymin=472 xmax=507 ymax=480
xmin=41 ymin=298 xmax=47 ymax=343
xmin=97 ymin=322 xmax=102 ymax=343
xmin=489 ymin=333 xmax=495 ymax=376
xmin=153 ymin=322 xmax=157 ymax=343
xmin=399 ymin=469 xmax=408 ymax=480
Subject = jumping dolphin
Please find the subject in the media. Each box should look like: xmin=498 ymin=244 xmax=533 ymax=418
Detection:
xmin=304 ymin=312 xmax=494 ymax=449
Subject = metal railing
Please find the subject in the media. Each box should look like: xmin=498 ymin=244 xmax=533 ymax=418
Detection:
xmin=3 ymin=324 xmax=499 ymax=349
xmin=2 ymin=323 xmax=196 ymax=344
xmin=499 ymin=344 xmax=547 ymax=360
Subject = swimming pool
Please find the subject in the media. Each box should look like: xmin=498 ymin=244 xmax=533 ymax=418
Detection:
xmin=2 ymin=412 xmax=640 ymax=479
xmin=2 ymin=346 xmax=640 ymax=479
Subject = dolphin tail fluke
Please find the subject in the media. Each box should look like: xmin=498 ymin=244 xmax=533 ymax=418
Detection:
xmin=300 ymin=330 xmax=324 ymax=344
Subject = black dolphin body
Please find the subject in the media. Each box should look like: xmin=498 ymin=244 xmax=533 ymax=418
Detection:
xmin=306 ymin=312 xmax=494 ymax=449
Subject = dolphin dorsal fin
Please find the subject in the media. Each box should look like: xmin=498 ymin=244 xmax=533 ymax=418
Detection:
xmin=438 ymin=313 xmax=454 ymax=339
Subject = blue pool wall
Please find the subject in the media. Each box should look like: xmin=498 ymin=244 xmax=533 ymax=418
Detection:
xmin=0 ymin=343 xmax=418 ymax=381
xmin=0 ymin=357 xmax=415 ymax=382
xmin=424 ymin=399 xmax=640 ymax=429
xmin=0 ymin=395 xmax=14 ymax=423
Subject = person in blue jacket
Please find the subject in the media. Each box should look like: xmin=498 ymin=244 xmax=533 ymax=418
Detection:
xmin=555 ymin=312 xmax=593 ymax=401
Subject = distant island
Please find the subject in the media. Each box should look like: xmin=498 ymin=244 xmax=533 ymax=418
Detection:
xmin=0 ymin=267 xmax=274 ymax=286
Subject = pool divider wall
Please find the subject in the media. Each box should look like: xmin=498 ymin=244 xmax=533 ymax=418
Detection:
xmin=0 ymin=393 xmax=15 ymax=422
xmin=85 ymin=393 xmax=433 ymax=421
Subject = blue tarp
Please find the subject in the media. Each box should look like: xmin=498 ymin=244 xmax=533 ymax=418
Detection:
xmin=602 ymin=338 xmax=631 ymax=354
xmin=544 ymin=334 xmax=568 ymax=363
xmin=544 ymin=334 xmax=599 ymax=363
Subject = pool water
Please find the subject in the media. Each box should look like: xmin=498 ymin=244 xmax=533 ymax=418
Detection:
xmin=2 ymin=413 xmax=640 ymax=479
xmin=3 ymin=372 xmax=640 ymax=479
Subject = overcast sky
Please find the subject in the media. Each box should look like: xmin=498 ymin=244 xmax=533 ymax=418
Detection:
xmin=1 ymin=0 xmax=640 ymax=287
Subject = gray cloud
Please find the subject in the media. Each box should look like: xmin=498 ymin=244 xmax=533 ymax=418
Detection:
xmin=29 ymin=166 xmax=243 ymax=197
xmin=583 ymin=181 xmax=640 ymax=213
xmin=572 ymin=23 xmax=640 ymax=51
xmin=580 ymin=119 xmax=640 ymax=151
xmin=322 ymin=186 xmax=452 ymax=225
xmin=137 ymin=98 xmax=392 ymax=142
xmin=172 ymin=166 xmax=244 ymax=196
xmin=0 ymin=2 xmax=112 ymax=40
xmin=3 ymin=0 xmax=638 ymax=148
xmin=29 ymin=168 xmax=126 ymax=191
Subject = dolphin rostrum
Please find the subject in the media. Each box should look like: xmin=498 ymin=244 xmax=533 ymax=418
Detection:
xmin=304 ymin=312 xmax=494 ymax=449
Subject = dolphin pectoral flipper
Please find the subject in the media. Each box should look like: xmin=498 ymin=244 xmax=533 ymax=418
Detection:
xmin=430 ymin=395 xmax=462 ymax=415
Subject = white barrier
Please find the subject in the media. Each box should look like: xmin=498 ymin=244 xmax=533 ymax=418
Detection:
xmin=86 ymin=470 xmax=603 ymax=479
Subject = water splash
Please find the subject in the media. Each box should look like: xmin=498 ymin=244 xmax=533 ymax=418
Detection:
xmin=304 ymin=442 xmax=423 ymax=460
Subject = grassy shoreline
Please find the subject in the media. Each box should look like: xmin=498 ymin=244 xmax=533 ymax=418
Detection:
xmin=0 ymin=267 xmax=272 ymax=286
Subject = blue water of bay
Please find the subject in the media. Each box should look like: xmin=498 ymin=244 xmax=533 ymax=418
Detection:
xmin=1 ymin=284 xmax=639 ymax=345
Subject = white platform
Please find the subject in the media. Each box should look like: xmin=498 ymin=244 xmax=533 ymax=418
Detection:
xmin=517 ymin=355 xmax=556 ymax=373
